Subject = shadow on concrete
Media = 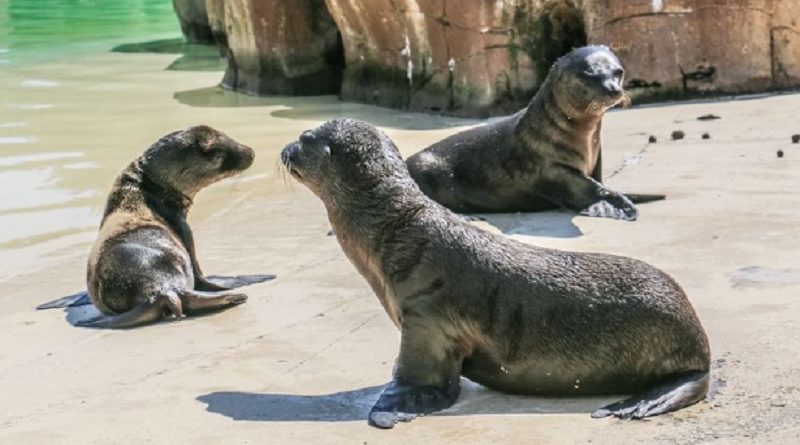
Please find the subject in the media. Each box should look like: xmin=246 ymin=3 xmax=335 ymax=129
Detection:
xmin=112 ymin=38 xmax=225 ymax=72
xmin=196 ymin=379 xmax=616 ymax=422
xmin=173 ymin=86 xmax=478 ymax=131
xmin=477 ymin=211 xmax=583 ymax=239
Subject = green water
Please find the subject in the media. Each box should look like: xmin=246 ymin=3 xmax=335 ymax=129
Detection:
xmin=0 ymin=0 xmax=180 ymax=65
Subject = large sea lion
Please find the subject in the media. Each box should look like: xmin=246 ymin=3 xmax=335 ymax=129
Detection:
xmin=38 ymin=126 xmax=274 ymax=328
xmin=281 ymin=119 xmax=710 ymax=428
xmin=407 ymin=45 xmax=664 ymax=221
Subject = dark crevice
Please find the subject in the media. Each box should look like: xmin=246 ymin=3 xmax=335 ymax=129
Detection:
xmin=514 ymin=0 xmax=587 ymax=89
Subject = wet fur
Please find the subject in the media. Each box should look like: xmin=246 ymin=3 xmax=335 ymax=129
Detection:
xmin=40 ymin=126 xmax=274 ymax=328
xmin=283 ymin=119 xmax=710 ymax=428
xmin=407 ymin=45 xmax=663 ymax=220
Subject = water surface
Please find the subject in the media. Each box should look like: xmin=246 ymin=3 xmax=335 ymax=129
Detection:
xmin=0 ymin=1 xmax=473 ymax=281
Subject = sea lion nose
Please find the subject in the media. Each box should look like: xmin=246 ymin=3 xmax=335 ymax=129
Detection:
xmin=300 ymin=131 xmax=316 ymax=147
xmin=604 ymin=79 xmax=622 ymax=97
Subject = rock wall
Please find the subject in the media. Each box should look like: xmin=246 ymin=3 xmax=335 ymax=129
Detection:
xmin=324 ymin=0 xmax=586 ymax=116
xmin=171 ymin=0 xmax=800 ymax=115
xmin=583 ymin=0 xmax=800 ymax=96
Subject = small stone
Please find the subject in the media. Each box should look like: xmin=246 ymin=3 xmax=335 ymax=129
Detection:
xmin=777 ymin=149 xmax=784 ymax=158
xmin=697 ymin=114 xmax=721 ymax=121
xmin=671 ymin=130 xmax=685 ymax=140
xmin=648 ymin=135 xmax=657 ymax=143
xmin=702 ymin=133 xmax=710 ymax=139
xmin=792 ymin=134 xmax=800 ymax=144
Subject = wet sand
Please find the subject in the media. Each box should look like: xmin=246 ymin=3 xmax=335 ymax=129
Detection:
xmin=1 ymin=49 xmax=800 ymax=444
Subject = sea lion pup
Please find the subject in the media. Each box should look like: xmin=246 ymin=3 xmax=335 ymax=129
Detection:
xmin=37 ymin=126 xmax=275 ymax=328
xmin=282 ymin=119 xmax=710 ymax=429
xmin=406 ymin=45 xmax=664 ymax=221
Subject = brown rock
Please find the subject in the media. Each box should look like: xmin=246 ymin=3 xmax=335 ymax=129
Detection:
xmin=171 ymin=0 xmax=800 ymax=115
xmin=220 ymin=0 xmax=344 ymax=96
xmin=205 ymin=0 xmax=227 ymax=55
xmin=324 ymin=0 xmax=585 ymax=116
xmin=173 ymin=0 xmax=214 ymax=44
xmin=584 ymin=0 xmax=800 ymax=96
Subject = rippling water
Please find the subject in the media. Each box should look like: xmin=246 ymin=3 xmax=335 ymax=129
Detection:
xmin=0 ymin=0 xmax=182 ymax=278
xmin=0 ymin=0 xmax=472 ymax=282
xmin=0 ymin=0 xmax=178 ymax=65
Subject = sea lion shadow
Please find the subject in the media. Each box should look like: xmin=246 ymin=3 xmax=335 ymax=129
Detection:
xmin=196 ymin=379 xmax=612 ymax=422
xmin=478 ymin=211 xmax=583 ymax=239
xmin=64 ymin=305 xmax=104 ymax=326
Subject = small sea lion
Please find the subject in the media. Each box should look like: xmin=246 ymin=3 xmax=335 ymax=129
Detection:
xmin=282 ymin=118 xmax=710 ymax=429
xmin=38 ymin=126 xmax=274 ymax=328
xmin=406 ymin=45 xmax=664 ymax=221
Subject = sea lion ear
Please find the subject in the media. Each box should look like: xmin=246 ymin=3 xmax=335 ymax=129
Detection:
xmin=187 ymin=125 xmax=217 ymax=151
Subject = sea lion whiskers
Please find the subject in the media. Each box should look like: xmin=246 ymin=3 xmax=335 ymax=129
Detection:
xmin=620 ymin=92 xmax=632 ymax=108
xmin=274 ymin=156 xmax=294 ymax=189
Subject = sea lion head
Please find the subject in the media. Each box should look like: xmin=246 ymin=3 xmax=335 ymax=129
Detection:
xmin=281 ymin=118 xmax=408 ymax=200
xmin=141 ymin=125 xmax=255 ymax=199
xmin=552 ymin=45 xmax=628 ymax=116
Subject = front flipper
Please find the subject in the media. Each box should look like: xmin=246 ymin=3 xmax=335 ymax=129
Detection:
xmin=179 ymin=289 xmax=248 ymax=314
xmin=625 ymin=193 xmax=666 ymax=204
xmin=368 ymin=312 xmax=462 ymax=429
xmin=204 ymin=274 xmax=276 ymax=289
xmin=580 ymin=191 xmax=637 ymax=221
xmin=369 ymin=377 xmax=460 ymax=428
xmin=75 ymin=292 xmax=182 ymax=329
xmin=37 ymin=291 xmax=91 ymax=310
xmin=592 ymin=371 xmax=709 ymax=419
xmin=539 ymin=163 xmax=638 ymax=221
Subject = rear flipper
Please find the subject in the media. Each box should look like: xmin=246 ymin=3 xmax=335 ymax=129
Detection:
xmin=75 ymin=292 xmax=182 ymax=329
xmin=592 ymin=371 xmax=709 ymax=419
xmin=625 ymin=193 xmax=666 ymax=204
xmin=204 ymin=274 xmax=275 ymax=289
xmin=179 ymin=289 xmax=248 ymax=314
xmin=36 ymin=291 xmax=91 ymax=310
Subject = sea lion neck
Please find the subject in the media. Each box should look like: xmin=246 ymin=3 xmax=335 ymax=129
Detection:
xmin=104 ymin=159 xmax=193 ymax=221
xmin=324 ymin=177 xmax=427 ymax=248
xmin=322 ymin=177 xmax=429 ymax=325
xmin=524 ymin=77 xmax=601 ymax=129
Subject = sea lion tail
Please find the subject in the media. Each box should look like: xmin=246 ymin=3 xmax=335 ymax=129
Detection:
xmin=36 ymin=291 xmax=91 ymax=310
xmin=591 ymin=371 xmax=709 ymax=419
xmin=624 ymin=193 xmax=666 ymax=204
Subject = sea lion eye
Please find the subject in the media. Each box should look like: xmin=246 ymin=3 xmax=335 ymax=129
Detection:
xmin=614 ymin=69 xmax=625 ymax=80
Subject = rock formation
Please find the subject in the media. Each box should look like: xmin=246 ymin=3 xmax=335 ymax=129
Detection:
xmin=323 ymin=0 xmax=587 ymax=116
xmin=215 ymin=0 xmax=343 ymax=96
xmin=583 ymin=0 xmax=800 ymax=96
xmin=171 ymin=0 xmax=800 ymax=116
xmin=172 ymin=0 xmax=214 ymax=44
